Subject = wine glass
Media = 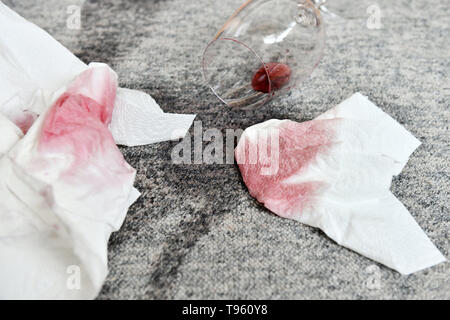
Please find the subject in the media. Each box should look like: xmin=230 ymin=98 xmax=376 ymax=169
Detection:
xmin=202 ymin=0 xmax=325 ymax=109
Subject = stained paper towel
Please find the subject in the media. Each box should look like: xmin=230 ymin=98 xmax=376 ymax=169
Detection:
xmin=0 ymin=64 xmax=139 ymax=299
xmin=235 ymin=93 xmax=446 ymax=274
xmin=0 ymin=1 xmax=195 ymax=144
xmin=0 ymin=2 xmax=195 ymax=299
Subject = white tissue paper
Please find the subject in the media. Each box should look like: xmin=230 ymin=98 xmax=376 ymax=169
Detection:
xmin=111 ymin=88 xmax=196 ymax=146
xmin=235 ymin=93 xmax=446 ymax=275
xmin=0 ymin=1 xmax=195 ymax=144
xmin=0 ymin=2 xmax=195 ymax=299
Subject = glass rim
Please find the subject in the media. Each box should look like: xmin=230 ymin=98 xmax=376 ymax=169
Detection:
xmin=202 ymin=37 xmax=273 ymax=108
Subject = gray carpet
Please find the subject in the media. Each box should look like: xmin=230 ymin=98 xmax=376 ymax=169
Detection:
xmin=6 ymin=0 xmax=448 ymax=299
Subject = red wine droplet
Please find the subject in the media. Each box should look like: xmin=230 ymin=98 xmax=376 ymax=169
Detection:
xmin=251 ymin=62 xmax=291 ymax=93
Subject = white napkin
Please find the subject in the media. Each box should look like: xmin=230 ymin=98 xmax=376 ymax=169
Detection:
xmin=0 ymin=2 xmax=195 ymax=299
xmin=0 ymin=1 xmax=195 ymax=145
xmin=111 ymin=88 xmax=196 ymax=146
xmin=235 ymin=93 xmax=446 ymax=274
xmin=0 ymin=64 xmax=137 ymax=299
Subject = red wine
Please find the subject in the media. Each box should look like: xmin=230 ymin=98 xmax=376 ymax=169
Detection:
xmin=251 ymin=62 xmax=291 ymax=93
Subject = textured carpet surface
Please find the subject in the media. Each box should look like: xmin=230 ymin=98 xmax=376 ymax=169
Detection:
xmin=6 ymin=0 xmax=449 ymax=299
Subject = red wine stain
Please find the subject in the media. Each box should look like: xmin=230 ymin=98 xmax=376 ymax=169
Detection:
xmin=40 ymin=66 xmax=122 ymax=171
xmin=236 ymin=120 xmax=334 ymax=218
xmin=251 ymin=62 xmax=291 ymax=93
xmin=15 ymin=111 xmax=38 ymax=134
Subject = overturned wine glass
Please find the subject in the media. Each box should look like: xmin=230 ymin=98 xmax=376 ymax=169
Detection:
xmin=202 ymin=0 xmax=325 ymax=109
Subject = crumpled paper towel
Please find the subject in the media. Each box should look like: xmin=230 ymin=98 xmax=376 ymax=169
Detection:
xmin=0 ymin=1 xmax=195 ymax=144
xmin=0 ymin=63 xmax=139 ymax=299
xmin=235 ymin=93 xmax=446 ymax=274
xmin=0 ymin=2 xmax=195 ymax=299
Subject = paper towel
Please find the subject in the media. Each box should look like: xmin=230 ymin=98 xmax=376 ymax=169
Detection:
xmin=0 ymin=1 xmax=195 ymax=144
xmin=0 ymin=2 xmax=196 ymax=299
xmin=0 ymin=64 xmax=139 ymax=299
xmin=235 ymin=93 xmax=446 ymax=274
xmin=111 ymin=88 xmax=197 ymax=146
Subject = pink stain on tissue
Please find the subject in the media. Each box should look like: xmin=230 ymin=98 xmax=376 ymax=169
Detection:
xmin=236 ymin=120 xmax=334 ymax=218
xmin=39 ymin=65 xmax=127 ymax=172
xmin=15 ymin=111 xmax=38 ymax=134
